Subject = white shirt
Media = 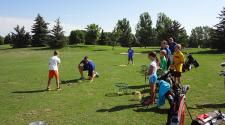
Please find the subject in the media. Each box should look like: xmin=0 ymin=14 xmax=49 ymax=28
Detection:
xmin=49 ymin=56 xmax=61 ymax=70
xmin=149 ymin=60 xmax=157 ymax=77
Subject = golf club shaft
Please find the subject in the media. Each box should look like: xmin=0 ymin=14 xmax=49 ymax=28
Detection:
xmin=185 ymin=102 xmax=193 ymax=120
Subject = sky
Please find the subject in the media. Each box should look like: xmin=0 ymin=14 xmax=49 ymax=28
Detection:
xmin=0 ymin=0 xmax=225 ymax=36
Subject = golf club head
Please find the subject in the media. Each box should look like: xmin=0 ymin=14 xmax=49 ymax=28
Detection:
xmin=182 ymin=85 xmax=190 ymax=94
xmin=221 ymin=62 xmax=225 ymax=67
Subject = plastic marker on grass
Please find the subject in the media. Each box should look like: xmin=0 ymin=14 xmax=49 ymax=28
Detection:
xmin=118 ymin=64 xmax=127 ymax=67
xmin=29 ymin=121 xmax=48 ymax=125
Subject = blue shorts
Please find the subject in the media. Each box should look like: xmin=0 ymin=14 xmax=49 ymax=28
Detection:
xmin=149 ymin=74 xmax=157 ymax=84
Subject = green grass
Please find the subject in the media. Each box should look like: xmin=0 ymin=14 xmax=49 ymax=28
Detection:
xmin=0 ymin=45 xmax=224 ymax=125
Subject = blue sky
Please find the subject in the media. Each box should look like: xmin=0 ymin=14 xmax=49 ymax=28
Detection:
xmin=0 ymin=0 xmax=224 ymax=36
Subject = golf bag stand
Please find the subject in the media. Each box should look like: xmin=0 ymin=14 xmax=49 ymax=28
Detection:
xmin=220 ymin=62 xmax=225 ymax=89
xmin=182 ymin=54 xmax=199 ymax=72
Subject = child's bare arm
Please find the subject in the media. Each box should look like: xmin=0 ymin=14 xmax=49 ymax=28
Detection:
xmin=148 ymin=65 xmax=154 ymax=75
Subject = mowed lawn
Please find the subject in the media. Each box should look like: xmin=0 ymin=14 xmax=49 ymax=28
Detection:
xmin=0 ymin=45 xmax=224 ymax=125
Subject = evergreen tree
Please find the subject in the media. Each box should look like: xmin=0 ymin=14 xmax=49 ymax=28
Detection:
xmin=48 ymin=18 xmax=66 ymax=48
xmin=11 ymin=25 xmax=31 ymax=48
xmin=169 ymin=20 xmax=188 ymax=47
xmin=210 ymin=7 xmax=225 ymax=52
xmin=31 ymin=14 xmax=49 ymax=47
xmin=135 ymin=12 xmax=153 ymax=48
xmin=97 ymin=30 xmax=108 ymax=45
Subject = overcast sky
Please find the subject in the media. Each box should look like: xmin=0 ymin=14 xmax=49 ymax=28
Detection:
xmin=0 ymin=0 xmax=225 ymax=36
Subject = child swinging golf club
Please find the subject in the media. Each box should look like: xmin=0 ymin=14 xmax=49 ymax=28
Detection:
xmin=47 ymin=50 xmax=61 ymax=91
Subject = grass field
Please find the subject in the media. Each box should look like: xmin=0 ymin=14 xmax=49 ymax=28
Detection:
xmin=0 ymin=45 xmax=225 ymax=125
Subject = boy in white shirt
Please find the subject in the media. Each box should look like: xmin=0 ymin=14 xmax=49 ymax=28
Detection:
xmin=47 ymin=51 xmax=61 ymax=91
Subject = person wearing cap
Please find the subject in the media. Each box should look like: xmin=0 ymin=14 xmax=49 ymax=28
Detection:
xmin=78 ymin=56 xmax=99 ymax=81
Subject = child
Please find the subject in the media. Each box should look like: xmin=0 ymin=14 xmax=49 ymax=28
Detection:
xmin=160 ymin=50 xmax=168 ymax=72
xmin=160 ymin=40 xmax=171 ymax=68
xmin=47 ymin=50 xmax=61 ymax=91
xmin=147 ymin=52 xmax=158 ymax=105
xmin=171 ymin=44 xmax=185 ymax=85
xmin=128 ymin=47 xmax=134 ymax=65
xmin=166 ymin=45 xmax=172 ymax=68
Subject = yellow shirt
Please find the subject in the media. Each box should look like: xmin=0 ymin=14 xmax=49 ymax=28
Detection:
xmin=173 ymin=51 xmax=185 ymax=72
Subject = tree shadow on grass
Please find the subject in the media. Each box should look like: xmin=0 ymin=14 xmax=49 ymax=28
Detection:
xmin=30 ymin=47 xmax=53 ymax=51
xmin=12 ymin=89 xmax=46 ymax=93
xmin=134 ymin=106 xmax=168 ymax=114
xmin=140 ymin=89 xmax=150 ymax=94
xmin=128 ymin=84 xmax=149 ymax=89
xmin=69 ymin=45 xmax=87 ymax=48
xmin=91 ymin=49 xmax=107 ymax=51
xmin=189 ymin=50 xmax=224 ymax=54
xmin=139 ymin=50 xmax=160 ymax=54
xmin=96 ymin=104 xmax=141 ymax=112
xmin=61 ymin=78 xmax=81 ymax=84
xmin=195 ymin=103 xmax=225 ymax=109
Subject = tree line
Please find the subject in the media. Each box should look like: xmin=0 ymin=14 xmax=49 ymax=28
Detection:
xmin=0 ymin=7 xmax=225 ymax=52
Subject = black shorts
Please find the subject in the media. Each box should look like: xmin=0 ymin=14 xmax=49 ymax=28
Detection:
xmin=128 ymin=57 xmax=133 ymax=61
xmin=171 ymin=71 xmax=181 ymax=77
xmin=83 ymin=65 xmax=89 ymax=71
xmin=83 ymin=65 xmax=94 ymax=76
xmin=88 ymin=70 xmax=94 ymax=76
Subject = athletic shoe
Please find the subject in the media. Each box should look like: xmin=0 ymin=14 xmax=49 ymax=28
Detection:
xmin=80 ymin=77 xmax=85 ymax=80
xmin=96 ymin=72 xmax=99 ymax=78
xmin=57 ymin=88 xmax=62 ymax=91
xmin=46 ymin=88 xmax=51 ymax=91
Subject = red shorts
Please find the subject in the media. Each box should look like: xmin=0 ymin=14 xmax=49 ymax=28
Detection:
xmin=48 ymin=70 xmax=59 ymax=79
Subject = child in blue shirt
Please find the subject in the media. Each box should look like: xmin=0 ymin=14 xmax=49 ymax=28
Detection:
xmin=128 ymin=47 xmax=134 ymax=65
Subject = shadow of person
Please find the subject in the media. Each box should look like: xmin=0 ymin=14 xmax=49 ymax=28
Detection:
xmin=128 ymin=84 xmax=149 ymax=89
xmin=96 ymin=104 xmax=141 ymax=112
xmin=61 ymin=78 xmax=81 ymax=84
xmin=12 ymin=89 xmax=46 ymax=93
xmin=134 ymin=107 xmax=169 ymax=114
xmin=196 ymin=103 xmax=225 ymax=109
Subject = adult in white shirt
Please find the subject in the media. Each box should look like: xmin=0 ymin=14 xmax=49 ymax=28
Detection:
xmin=47 ymin=51 xmax=61 ymax=91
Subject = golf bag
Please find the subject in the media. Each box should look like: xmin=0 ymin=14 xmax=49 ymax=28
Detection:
xmin=220 ymin=62 xmax=225 ymax=77
xmin=183 ymin=54 xmax=199 ymax=72
xmin=220 ymin=62 xmax=225 ymax=88
xmin=157 ymin=71 xmax=190 ymax=125
xmin=191 ymin=110 xmax=225 ymax=125
xmin=221 ymin=62 xmax=225 ymax=67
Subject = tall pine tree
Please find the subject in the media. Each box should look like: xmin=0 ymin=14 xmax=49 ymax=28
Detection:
xmin=31 ymin=14 xmax=49 ymax=47
xmin=97 ymin=30 xmax=108 ymax=45
xmin=211 ymin=7 xmax=225 ymax=52
xmin=48 ymin=18 xmax=66 ymax=48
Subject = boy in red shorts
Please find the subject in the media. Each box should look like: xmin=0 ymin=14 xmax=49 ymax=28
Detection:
xmin=47 ymin=50 xmax=61 ymax=91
